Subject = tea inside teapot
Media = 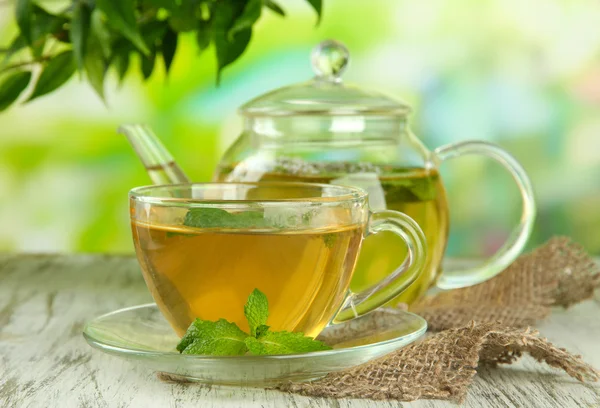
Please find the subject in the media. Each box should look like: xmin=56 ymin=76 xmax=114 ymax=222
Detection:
xmin=215 ymin=157 xmax=449 ymax=305
xmin=120 ymin=39 xmax=535 ymax=308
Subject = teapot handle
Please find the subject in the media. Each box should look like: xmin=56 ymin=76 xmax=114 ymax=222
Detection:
xmin=433 ymin=140 xmax=536 ymax=289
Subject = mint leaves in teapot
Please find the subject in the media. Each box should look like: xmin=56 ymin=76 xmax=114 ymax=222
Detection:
xmin=217 ymin=157 xmax=441 ymax=203
xmin=176 ymin=289 xmax=332 ymax=356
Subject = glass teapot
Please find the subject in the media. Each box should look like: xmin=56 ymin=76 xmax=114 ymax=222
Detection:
xmin=120 ymin=40 xmax=536 ymax=306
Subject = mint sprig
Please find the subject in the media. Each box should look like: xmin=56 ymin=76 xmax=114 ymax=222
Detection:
xmin=176 ymin=289 xmax=332 ymax=356
xmin=244 ymin=288 xmax=269 ymax=337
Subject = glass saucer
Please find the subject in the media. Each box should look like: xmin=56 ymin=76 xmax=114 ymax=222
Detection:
xmin=83 ymin=304 xmax=426 ymax=386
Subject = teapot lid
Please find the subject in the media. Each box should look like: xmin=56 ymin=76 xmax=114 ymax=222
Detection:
xmin=239 ymin=40 xmax=411 ymax=117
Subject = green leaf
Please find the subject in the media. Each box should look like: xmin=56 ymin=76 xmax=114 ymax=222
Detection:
xmin=15 ymin=0 xmax=33 ymax=46
xmin=177 ymin=318 xmax=213 ymax=352
xmin=381 ymin=174 xmax=438 ymax=203
xmin=212 ymin=0 xmax=252 ymax=83
xmin=143 ymin=0 xmax=176 ymax=11
xmin=161 ymin=27 xmax=178 ymax=74
xmin=244 ymin=289 xmax=269 ymax=337
xmin=228 ymin=0 xmax=261 ymax=40
xmin=27 ymin=51 xmax=76 ymax=102
xmin=245 ymin=331 xmax=332 ymax=355
xmin=1 ymin=35 xmax=27 ymax=67
xmin=176 ymin=289 xmax=333 ymax=356
xmin=168 ymin=0 xmax=201 ymax=32
xmin=84 ymin=35 xmax=107 ymax=100
xmin=184 ymin=208 xmax=235 ymax=228
xmin=18 ymin=4 xmax=68 ymax=57
xmin=111 ymin=40 xmax=132 ymax=83
xmin=264 ymin=0 xmax=285 ymax=16
xmin=90 ymin=9 xmax=112 ymax=60
xmin=214 ymin=28 xmax=251 ymax=83
xmin=183 ymin=208 xmax=270 ymax=229
xmin=141 ymin=48 xmax=156 ymax=79
xmin=304 ymin=0 xmax=322 ymax=23
xmin=71 ymin=2 xmax=91 ymax=72
xmin=0 ymin=71 xmax=31 ymax=112
xmin=323 ymin=233 xmax=337 ymax=249
xmin=180 ymin=319 xmax=249 ymax=356
xmin=196 ymin=21 xmax=211 ymax=52
xmin=95 ymin=0 xmax=150 ymax=55
xmin=255 ymin=324 xmax=270 ymax=337
xmin=141 ymin=21 xmax=169 ymax=45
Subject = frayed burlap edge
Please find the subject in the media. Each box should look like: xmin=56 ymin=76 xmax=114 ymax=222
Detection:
xmin=411 ymin=236 xmax=600 ymax=331
xmin=159 ymin=237 xmax=600 ymax=403
xmin=278 ymin=237 xmax=600 ymax=402
xmin=278 ymin=321 xmax=600 ymax=402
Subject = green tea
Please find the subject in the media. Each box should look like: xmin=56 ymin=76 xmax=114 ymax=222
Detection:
xmin=132 ymin=221 xmax=363 ymax=337
xmin=215 ymin=159 xmax=449 ymax=305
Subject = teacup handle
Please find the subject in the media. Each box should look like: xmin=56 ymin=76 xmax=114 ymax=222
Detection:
xmin=433 ymin=140 xmax=536 ymax=290
xmin=334 ymin=210 xmax=427 ymax=323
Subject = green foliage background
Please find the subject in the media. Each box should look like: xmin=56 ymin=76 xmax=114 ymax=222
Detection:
xmin=0 ymin=0 xmax=599 ymax=255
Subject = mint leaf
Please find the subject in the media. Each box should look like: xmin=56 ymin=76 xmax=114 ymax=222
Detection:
xmin=233 ymin=211 xmax=268 ymax=228
xmin=184 ymin=208 xmax=235 ymax=228
xmin=381 ymin=174 xmax=438 ymax=203
xmin=255 ymin=324 xmax=270 ymax=337
xmin=245 ymin=331 xmax=332 ymax=355
xmin=177 ymin=289 xmax=332 ymax=356
xmin=323 ymin=233 xmax=337 ymax=249
xmin=244 ymin=289 xmax=269 ymax=336
xmin=179 ymin=318 xmax=249 ymax=356
xmin=183 ymin=208 xmax=268 ymax=229
xmin=176 ymin=318 xmax=211 ymax=352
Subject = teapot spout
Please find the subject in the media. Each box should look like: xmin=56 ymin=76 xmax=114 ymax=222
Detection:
xmin=118 ymin=124 xmax=190 ymax=185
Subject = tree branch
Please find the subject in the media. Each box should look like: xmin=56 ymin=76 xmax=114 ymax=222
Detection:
xmin=1 ymin=56 xmax=53 ymax=72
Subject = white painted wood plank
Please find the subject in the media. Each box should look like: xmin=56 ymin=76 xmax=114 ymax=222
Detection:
xmin=0 ymin=254 xmax=598 ymax=408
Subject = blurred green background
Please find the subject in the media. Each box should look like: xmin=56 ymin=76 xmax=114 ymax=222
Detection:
xmin=1 ymin=0 xmax=599 ymax=255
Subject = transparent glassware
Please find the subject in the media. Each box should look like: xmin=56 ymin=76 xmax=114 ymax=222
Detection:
xmin=129 ymin=182 xmax=426 ymax=335
xmin=83 ymin=304 xmax=426 ymax=385
xmin=213 ymin=41 xmax=536 ymax=300
xmin=119 ymin=40 xmax=536 ymax=306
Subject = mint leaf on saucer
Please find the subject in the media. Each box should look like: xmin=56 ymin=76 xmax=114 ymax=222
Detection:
xmin=244 ymin=288 xmax=269 ymax=336
xmin=255 ymin=324 xmax=270 ymax=337
xmin=180 ymin=318 xmax=248 ymax=356
xmin=245 ymin=331 xmax=332 ymax=355
xmin=176 ymin=288 xmax=332 ymax=356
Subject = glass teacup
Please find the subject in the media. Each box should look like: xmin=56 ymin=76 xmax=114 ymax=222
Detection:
xmin=129 ymin=182 xmax=426 ymax=338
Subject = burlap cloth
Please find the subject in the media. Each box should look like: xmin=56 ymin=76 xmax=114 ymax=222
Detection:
xmin=278 ymin=237 xmax=600 ymax=402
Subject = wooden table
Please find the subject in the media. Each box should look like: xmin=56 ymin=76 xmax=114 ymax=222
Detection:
xmin=1 ymin=254 xmax=599 ymax=407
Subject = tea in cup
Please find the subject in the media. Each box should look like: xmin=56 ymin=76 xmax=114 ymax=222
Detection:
xmin=130 ymin=182 xmax=426 ymax=337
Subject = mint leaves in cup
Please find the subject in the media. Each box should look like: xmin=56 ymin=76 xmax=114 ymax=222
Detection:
xmin=176 ymin=289 xmax=332 ymax=356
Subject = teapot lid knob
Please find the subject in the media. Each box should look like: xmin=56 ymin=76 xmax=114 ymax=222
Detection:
xmin=311 ymin=40 xmax=349 ymax=82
